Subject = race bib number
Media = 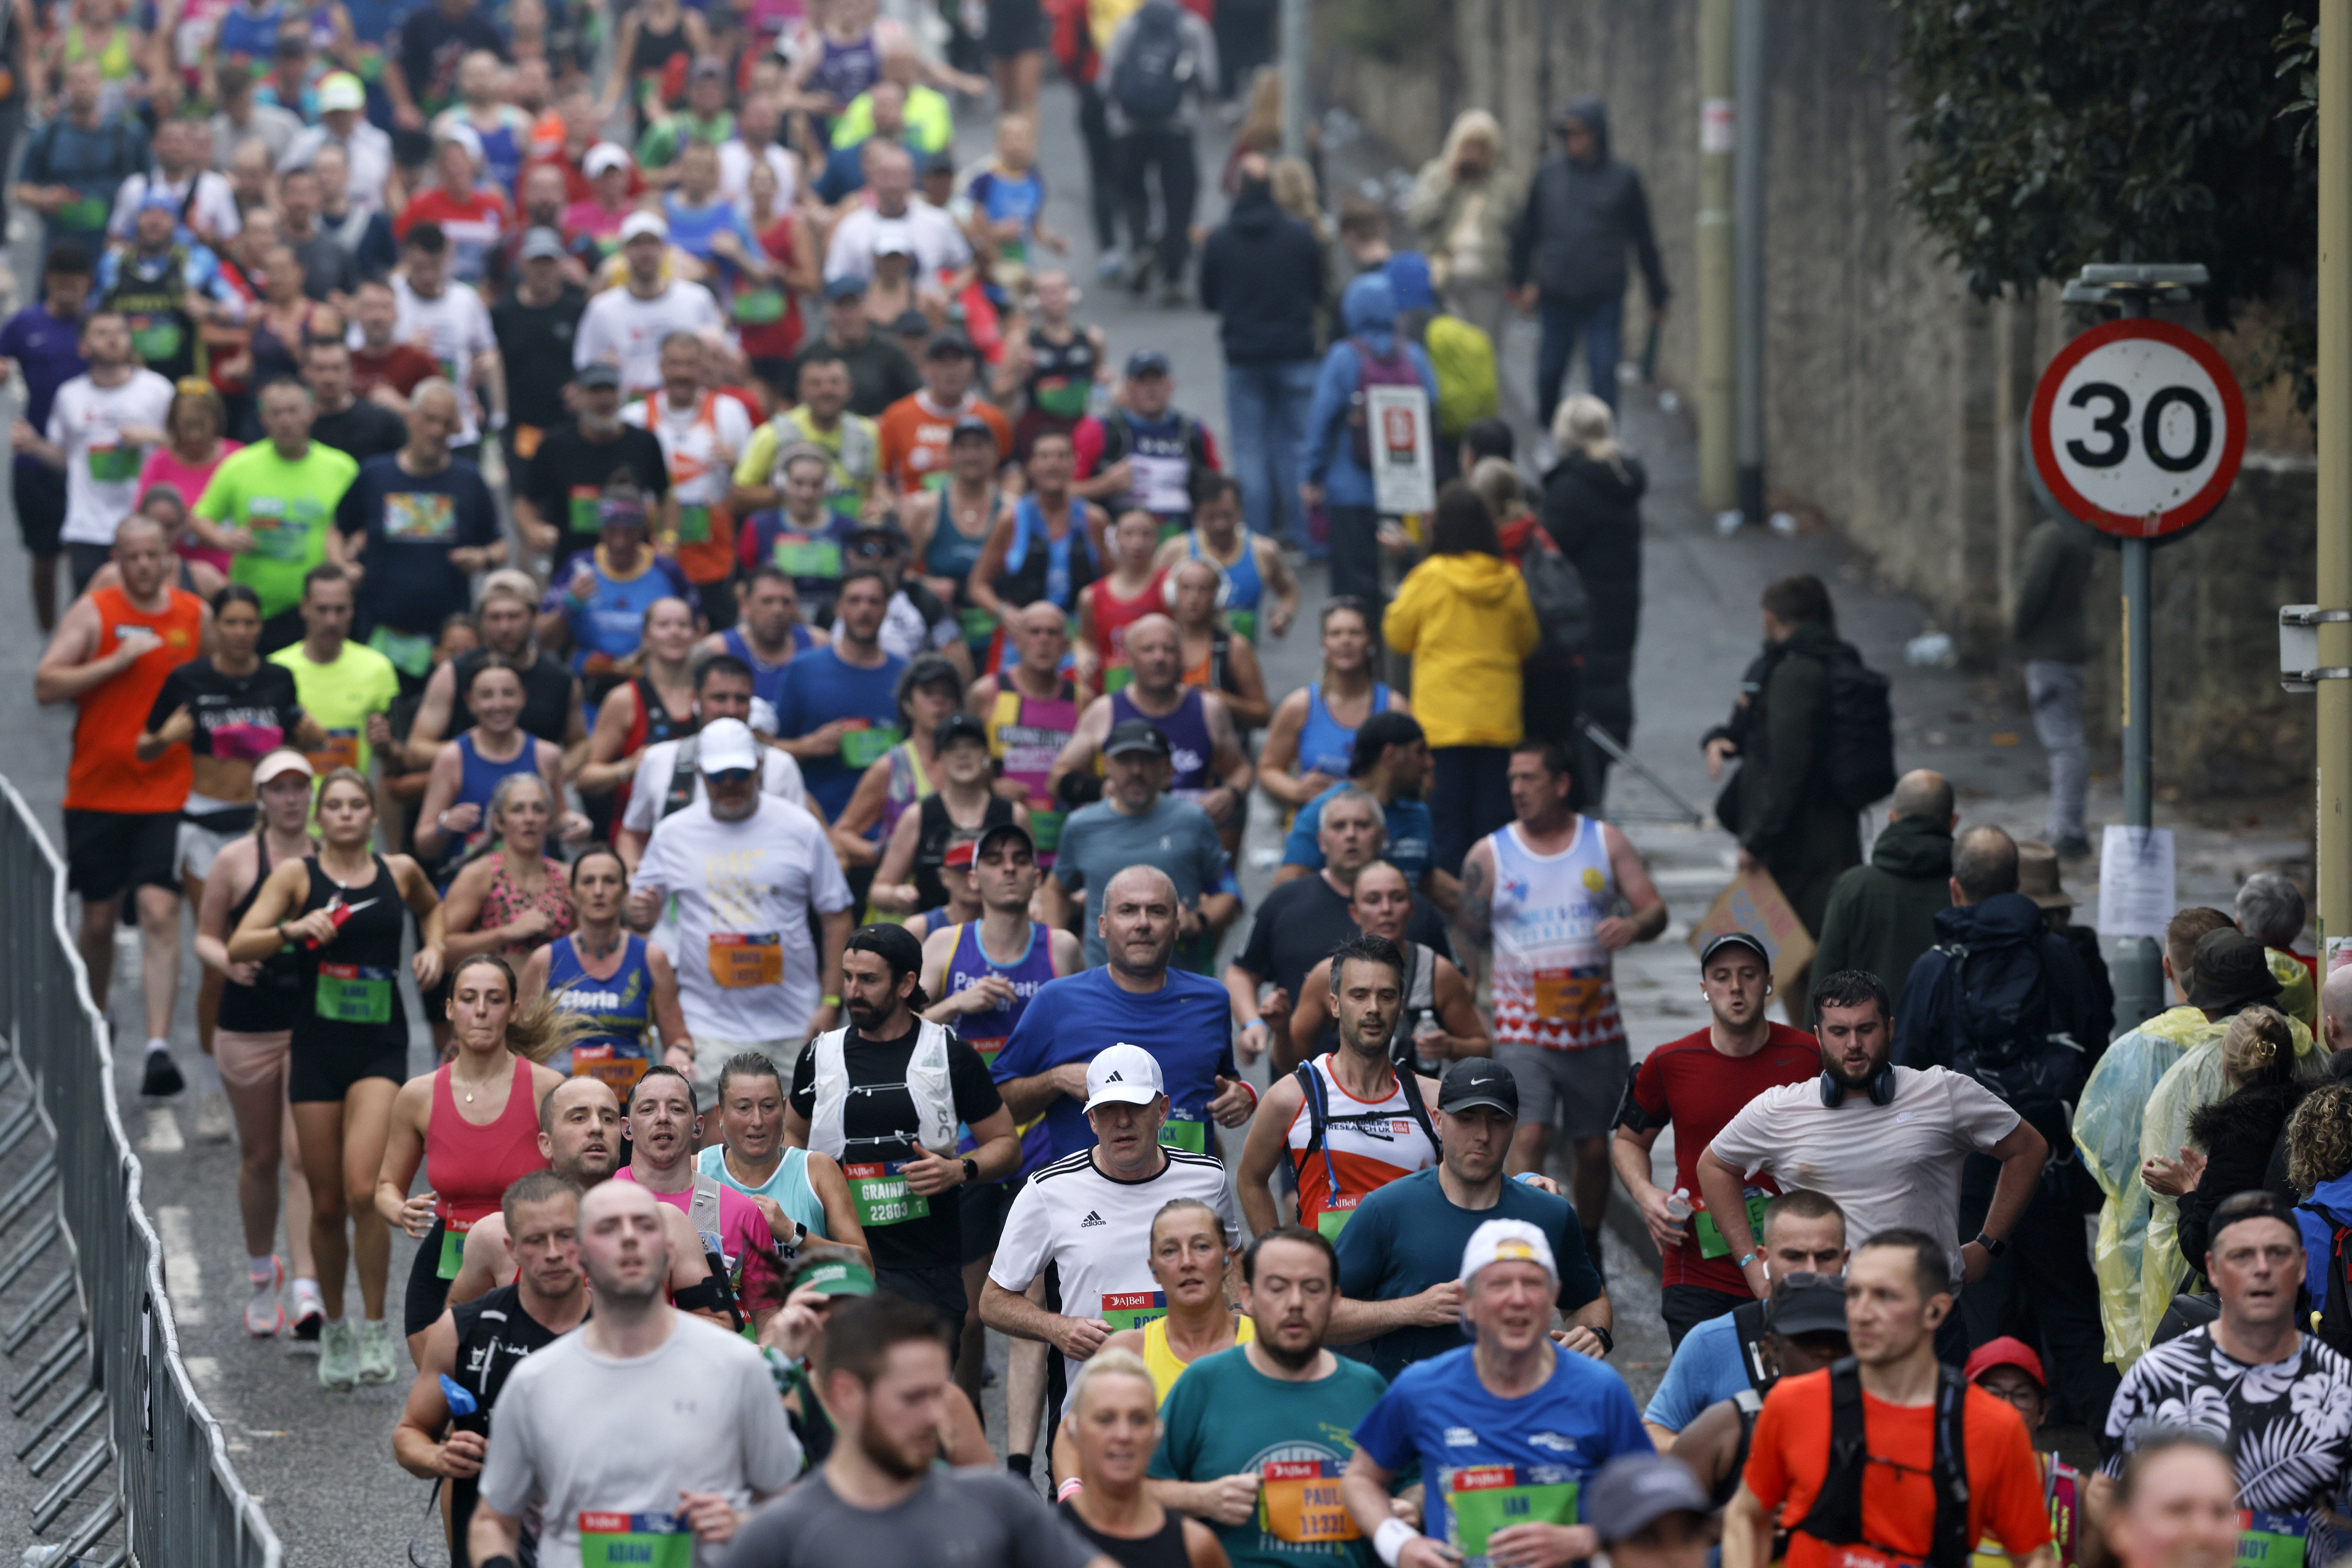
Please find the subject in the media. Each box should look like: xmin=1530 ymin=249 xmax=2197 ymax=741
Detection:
xmin=1694 ymin=1194 xmax=1774 ymax=1260
xmin=1027 ymin=808 xmax=1064 ymax=853
xmin=845 ymin=1161 xmax=930 ymax=1227
xmin=1315 ymin=1197 xmax=1359 ymax=1239
xmin=87 ymin=444 xmax=140 ymax=483
xmin=675 ymin=503 xmax=712 ymax=545
xmin=435 ymin=1216 xmax=473 ymax=1280
xmin=1531 ymin=969 xmax=1607 ymax=1023
xmin=2239 ymin=1511 xmax=2307 ymax=1568
xmin=577 ymin=1510 xmax=694 ymax=1568
xmin=569 ymin=1041 xmax=652 ymax=1095
xmin=708 ymin=932 xmax=782 ymax=989
xmin=839 ymin=723 xmax=901 ymax=769
xmin=315 ymin=963 xmax=394 ymax=1024
xmin=1262 ymin=1460 xmax=1360 ymax=1545
xmin=249 ymin=511 xmax=312 ymax=561
xmin=1158 ymin=1114 xmax=1206 ymax=1154
xmin=1447 ymin=1467 xmax=1580 ymax=1568
xmin=1099 ymin=1290 xmax=1167 ymax=1332
xmin=368 ymin=625 xmax=435 ymax=678
xmin=772 ymin=538 xmax=842 ymax=579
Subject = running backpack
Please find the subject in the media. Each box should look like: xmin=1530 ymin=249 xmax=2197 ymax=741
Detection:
xmin=1517 ymin=526 xmax=1591 ymax=661
xmin=1792 ymin=1358 xmax=1973 ymax=1568
xmin=1347 ymin=338 xmax=1425 ymax=468
xmin=1925 ymin=924 xmax=2086 ymax=1147
xmin=1110 ymin=0 xmax=1191 ymax=125
xmin=1291 ymin=1060 xmax=1440 ymax=1210
xmin=2314 ymin=1228 xmax=2352 ymax=1357
xmin=1818 ymin=642 xmax=1897 ymax=809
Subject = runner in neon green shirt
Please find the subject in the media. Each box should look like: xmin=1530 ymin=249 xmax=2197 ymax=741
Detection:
xmin=269 ymin=568 xmax=400 ymax=777
xmin=195 ymin=381 xmax=361 ymax=639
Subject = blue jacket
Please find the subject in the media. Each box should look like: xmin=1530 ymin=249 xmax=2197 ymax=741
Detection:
xmin=2302 ymin=1170 xmax=2352 ymax=1302
xmin=1299 ymin=273 xmax=1438 ymax=508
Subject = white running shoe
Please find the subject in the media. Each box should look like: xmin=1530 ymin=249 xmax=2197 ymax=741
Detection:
xmin=318 ymin=1320 xmax=358 ymax=1390
xmin=244 ymin=1257 xmax=284 ymax=1338
xmin=193 ymin=1091 xmax=234 ymax=1142
xmin=355 ymin=1318 xmax=397 ymax=1385
xmin=289 ymin=1280 xmax=325 ymax=1349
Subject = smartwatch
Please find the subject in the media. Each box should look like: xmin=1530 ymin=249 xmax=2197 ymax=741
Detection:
xmin=961 ymin=1157 xmax=979 ymax=1184
xmin=1973 ymin=1231 xmax=2008 ymax=1257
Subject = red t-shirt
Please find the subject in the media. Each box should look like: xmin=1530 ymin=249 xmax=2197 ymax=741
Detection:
xmin=1743 ymin=1371 xmax=2052 ymax=1568
xmin=1630 ymin=1021 xmax=1821 ymax=1292
xmin=350 ymin=343 xmax=442 ymax=401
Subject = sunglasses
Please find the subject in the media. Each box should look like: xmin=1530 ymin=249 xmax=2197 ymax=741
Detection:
xmin=707 ymin=768 xmax=756 ymax=785
xmin=847 ymin=538 xmax=900 ymax=558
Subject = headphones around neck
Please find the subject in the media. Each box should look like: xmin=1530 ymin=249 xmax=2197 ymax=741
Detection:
xmin=1818 ymin=1061 xmax=1896 ymax=1108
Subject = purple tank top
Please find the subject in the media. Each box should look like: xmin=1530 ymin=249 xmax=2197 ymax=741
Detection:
xmin=1111 ymin=687 xmax=1214 ymax=795
xmin=809 ymin=31 xmax=880 ymax=106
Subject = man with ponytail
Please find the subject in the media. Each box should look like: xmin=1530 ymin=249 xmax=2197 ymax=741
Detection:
xmin=785 ymin=922 xmax=1023 ymax=1351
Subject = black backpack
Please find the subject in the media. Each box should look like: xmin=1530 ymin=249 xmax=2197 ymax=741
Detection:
xmin=1519 ymin=528 xmax=1592 ymax=661
xmin=1110 ymin=0 xmax=1192 ymax=125
xmin=1928 ymin=925 xmax=2087 ymax=1146
xmin=1818 ymin=642 xmax=1897 ymax=809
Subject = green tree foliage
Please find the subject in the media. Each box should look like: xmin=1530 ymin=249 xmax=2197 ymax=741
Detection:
xmin=1893 ymin=0 xmax=2317 ymax=331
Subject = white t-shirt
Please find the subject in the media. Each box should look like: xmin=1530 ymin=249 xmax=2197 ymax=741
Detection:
xmin=881 ymin=588 xmax=960 ymax=662
xmin=108 ymin=168 xmax=242 ymax=243
xmin=629 ymin=793 xmax=853 ymax=1044
xmin=280 ymin=121 xmax=397 ymax=214
xmin=574 ymin=281 xmax=724 ymax=398
xmin=1705 ymin=1064 xmax=2023 ymax=1283
xmin=989 ymin=1146 xmax=1240 ymax=1404
xmin=371 ymin=275 xmax=498 ymax=447
xmin=474 ymin=1313 xmax=802 ymax=1568
xmin=622 ymin=738 xmax=806 ymax=833
xmin=718 ymin=140 xmax=798 ymax=209
xmin=822 ymin=201 xmax=972 ymax=283
xmin=624 ymin=390 xmax=754 ymax=509
xmin=47 ymin=370 xmax=177 ymax=547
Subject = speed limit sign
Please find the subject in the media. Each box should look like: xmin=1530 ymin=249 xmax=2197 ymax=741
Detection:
xmin=2027 ymin=318 xmax=2245 ymax=543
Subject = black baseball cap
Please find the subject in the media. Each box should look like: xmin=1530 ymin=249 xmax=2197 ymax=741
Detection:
xmin=925 ymin=330 xmax=976 ymax=361
xmin=935 ymin=712 xmax=991 ymax=751
xmin=1125 ymin=349 xmax=1172 ymax=377
xmin=576 ymin=360 xmax=621 ymax=390
xmin=1438 ymin=1059 xmax=1518 ymax=1117
xmin=1700 ymin=930 xmax=1772 ymax=969
xmin=1585 ymin=1456 xmax=1712 ymax=1545
xmin=1104 ymin=719 xmax=1172 ymax=759
xmin=949 ymin=413 xmax=997 ymax=444
xmin=975 ymin=820 xmax=1034 ymax=859
xmin=1765 ymin=1277 xmax=1851 ymax=1338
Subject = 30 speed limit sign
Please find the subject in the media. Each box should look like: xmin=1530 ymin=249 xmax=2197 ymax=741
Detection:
xmin=2028 ymin=318 xmax=2245 ymax=543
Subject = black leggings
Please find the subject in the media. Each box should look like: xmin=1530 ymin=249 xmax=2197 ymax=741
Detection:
xmin=1075 ymin=81 xmax=1122 ymax=251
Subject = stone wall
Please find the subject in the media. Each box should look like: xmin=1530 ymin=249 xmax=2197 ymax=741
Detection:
xmin=1318 ymin=0 xmax=2314 ymax=798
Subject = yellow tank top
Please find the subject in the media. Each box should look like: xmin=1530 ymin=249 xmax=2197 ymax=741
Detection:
xmin=1141 ymin=1314 xmax=1255 ymax=1406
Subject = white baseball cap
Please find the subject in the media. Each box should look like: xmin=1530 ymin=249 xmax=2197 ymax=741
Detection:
xmin=697 ymin=718 xmax=761 ymax=775
xmin=870 ymin=217 xmax=915 ymax=258
xmin=618 ymin=210 xmax=668 ymax=243
xmin=252 ymin=749 xmax=315 ymax=787
xmin=436 ymin=120 xmax=484 ymax=164
xmin=1084 ymin=1043 xmax=1165 ymax=1112
xmin=316 ymin=72 xmax=364 ymax=113
xmin=1460 ymin=1218 xmax=1559 ymax=1289
xmin=584 ymin=141 xmax=631 ymax=179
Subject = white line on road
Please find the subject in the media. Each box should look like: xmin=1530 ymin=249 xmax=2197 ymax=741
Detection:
xmin=142 ymin=1106 xmax=183 ymax=1154
xmin=156 ymin=1206 xmax=205 ymax=1325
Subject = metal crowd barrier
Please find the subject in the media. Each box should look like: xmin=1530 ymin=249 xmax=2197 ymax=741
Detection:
xmin=0 ymin=777 xmax=282 ymax=1566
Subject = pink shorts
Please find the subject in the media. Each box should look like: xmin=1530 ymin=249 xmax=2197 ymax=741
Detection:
xmin=213 ymin=1028 xmax=292 ymax=1092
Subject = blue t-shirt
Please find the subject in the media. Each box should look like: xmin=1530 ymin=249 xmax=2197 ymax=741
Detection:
xmin=1053 ymin=795 xmax=1236 ymax=968
xmin=1351 ymin=1344 xmax=1653 ymax=1555
xmin=1331 ymin=1169 xmax=1604 ymax=1383
xmin=772 ymin=646 xmax=908 ymax=816
xmin=1639 ymin=1310 xmax=1748 ymax=1434
xmin=989 ymin=965 xmax=1239 ymax=1173
xmin=1282 ymin=784 xmax=1435 ymax=889
xmin=21 ymin=116 xmax=149 ymax=244
xmin=545 ymin=549 xmax=698 ymax=673
xmin=0 ymin=305 xmax=89 ymax=467
xmin=335 ymin=454 xmax=501 ymax=636
xmin=663 ymin=195 xmax=762 ymax=275
xmin=965 ymin=164 xmax=1046 ymax=258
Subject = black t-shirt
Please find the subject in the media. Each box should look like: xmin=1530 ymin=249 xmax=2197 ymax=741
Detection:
xmin=398 ymin=8 xmax=506 ymax=115
xmin=797 ymin=332 xmax=921 ymax=418
xmin=1234 ymin=872 xmax=1452 ymax=1008
xmin=789 ymin=1020 xmax=1003 ymax=1274
xmin=336 ymin=453 xmax=501 ymax=635
xmin=146 ymin=658 xmax=305 ymax=761
xmin=525 ymin=420 xmax=670 ymax=556
xmin=446 ymin=1282 xmax=570 ymax=1551
xmin=291 ymin=230 xmax=359 ymax=302
xmin=448 ymin=647 xmax=576 ymax=745
xmin=491 ymin=285 xmax=587 ymax=432
xmin=310 ymin=398 xmax=409 ymax=465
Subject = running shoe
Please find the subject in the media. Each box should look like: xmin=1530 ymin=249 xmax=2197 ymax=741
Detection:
xmin=193 ymin=1091 xmax=234 ymax=1142
xmin=318 ymin=1320 xmax=358 ymax=1390
xmin=140 ymin=1051 xmax=185 ymax=1098
xmin=290 ymin=1280 xmax=325 ymax=1344
xmin=1095 ymin=247 xmax=1127 ymax=282
xmin=355 ymin=1319 xmax=397 ymax=1385
xmin=245 ymin=1257 xmax=284 ymax=1338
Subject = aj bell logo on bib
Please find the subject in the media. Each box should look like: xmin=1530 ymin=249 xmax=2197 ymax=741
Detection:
xmin=1528 ymin=1433 xmax=1578 ymax=1455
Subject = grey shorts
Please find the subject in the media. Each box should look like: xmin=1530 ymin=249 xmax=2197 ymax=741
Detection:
xmin=177 ymin=816 xmax=245 ymax=882
xmin=1494 ymin=1038 xmax=1631 ymax=1141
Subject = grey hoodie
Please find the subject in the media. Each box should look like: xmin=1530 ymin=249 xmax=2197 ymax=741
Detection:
xmin=1508 ymin=97 xmax=1669 ymax=309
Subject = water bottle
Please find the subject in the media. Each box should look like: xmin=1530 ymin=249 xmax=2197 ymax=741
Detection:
xmin=1664 ymin=1187 xmax=1694 ymax=1224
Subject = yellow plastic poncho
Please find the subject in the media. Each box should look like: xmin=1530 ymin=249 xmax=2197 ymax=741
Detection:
xmin=2270 ymin=946 xmax=2318 ymax=1031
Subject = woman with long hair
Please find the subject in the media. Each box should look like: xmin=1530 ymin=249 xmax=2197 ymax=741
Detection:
xmin=138 ymin=583 xmax=322 ymax=1085
xmin=192 ymin=750 xmax=322 ymax=1339
xmin=519 ymin=846 xmax=692 ymax=1091
xmin=1257 ymin=599 xmax=1406 ymax=811
xmin=137 ymin=379 xmax=241 ymax=574
xmin=227 ymin=768 xmax=446 ymax=1391
xmin=413 ymin=655 xmax=579 ymax=863
xmin=2152 ymin=1005 xmax=2307 ymax=1272
xmin=1540 ymin=392 xmax=1647 ymax=812
xmin=577 ymin=596 xmax=700 ymax=820
xmin=374 ymin=951 xmax=579 ymax=1359
xmin=438 ymin=772 xmax=578 ymax=963
xmin=739 ymin=158 xmax=821 ymax=395
xmin=829 ymin=652 xmax=962 ymax=877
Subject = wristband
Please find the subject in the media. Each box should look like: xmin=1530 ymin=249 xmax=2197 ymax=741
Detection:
xmin=1374 ymin=1517 xmax=1416 ymax=1568
xmin=1736 ymin=1250 xmax=1758 ymax=1270
xmin=1589 ymin=1324 xmax=1614 ymax=1355
xmin=821 ymin=994 xmax=841 ymax=1008
xmin=1056 ymin=1477 xmax=1085 ymax=1503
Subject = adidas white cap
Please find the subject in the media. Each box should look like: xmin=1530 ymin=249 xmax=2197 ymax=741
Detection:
xmin=1084 ymin=1043 xmax=1164 ymax=1112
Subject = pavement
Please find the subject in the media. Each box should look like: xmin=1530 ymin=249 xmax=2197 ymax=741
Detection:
xmin=0 ymin=55 xmax=2311 ymax=1568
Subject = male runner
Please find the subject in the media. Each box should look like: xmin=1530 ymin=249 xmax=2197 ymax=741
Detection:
xmin=697 ymin=565 xmax=827 ymax=715
xmin=196 ymin=377 xmax=364 ymax=652
xmin=270 ymin=564 xmax=401 ymax=777
xmin=771 ymin=569 xmax=908 ymax=819
xmin=614 ymin=1066 xmax=787 ymax=1329
xmin=969 ymin=599 xmax=1087 ymax=866
xmin=615 ymin=654 xmax=811 ymax=872
xmin=469 ymin=1181 xmax=800 ymax=1568
xmin=1282 ymin=861 xmax=1487 ymax=1073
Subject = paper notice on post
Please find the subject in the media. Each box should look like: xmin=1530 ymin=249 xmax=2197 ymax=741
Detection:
xmin=2097 ymin=826 xmax=2176 ymax=940
xmin=1368 ymin=384 xmax=1436 ymax=517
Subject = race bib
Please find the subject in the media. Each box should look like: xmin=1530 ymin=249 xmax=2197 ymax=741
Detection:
xmin=772 ymin=537 xmax=842 ymax=579
xmin=569 ymin=1041 xmax=652 ymax=1095
xmin=1229 ymin=607 xmax=1258 ymax=642
xmin=58 ymin=194 xmax=109 ymax=230
xmin=958 ymin=605 xmax=998 ymax=646
xmin=838 ymin=723 xmax=901 ymax=769
xmin=435 ymin=1216 xmax=473 ymax=1280
xmin=1099 ymin=1290 xmax=1167 ymax=1331
xmin=249 ymin=512 xmax=313 ymax=562
xmin=129 ymin=316 xmax=184 ymax=363
xmin=368 ymin=624 xmax=435 ymax=678
xmin=577 ymin=1510 xmax=694 ymax=1568
xmin=708 ymin=932 xmax=782 ymax=989
xmin=1103 ymin=665 xmax=1134 ymax=695
xmin=675 ymin=503 xmax=712 ymax=545
xmin=1261 ymin=1459 xmax=1360 ymax=1545
xmin=1026 ymin=808 xmax=1064 ymax=854
xmin=568 ymin=486 xmax=602 ymax=537
xmin=1531 ymin=969 xmax=1607 ymax=1023
xmin=1158 ymin=1114 xmax=1206 ymax=1154
xmin=1447 ymin=1466 xmax=1579 ymax=1568
xmin=733 ymin=286 xmax=787 ymax=325
xmin=844 ymin=1160 xmax=930 ymax=1227
xmin=307 ymin=727 xmax=361 ymax=777
xmin=315 ymin=963 xmax=393 ymax=1024
xmin=2240 ymin=1511 xmax=2307 ymax=1568
xmin=86 ymin=444 xmax=140 ymax=483
xmin=967 ymin=1037 xmax=1006 ymax=1072
xmin=1314 ymin=1197 xmax=1359 ymax=1239
xmin=1694 ymin=1194 xmax=1774 ymax=1260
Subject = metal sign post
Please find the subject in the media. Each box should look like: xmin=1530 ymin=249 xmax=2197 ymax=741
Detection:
xmin=2028 ymin=264 xmax=2246 ymax=1031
